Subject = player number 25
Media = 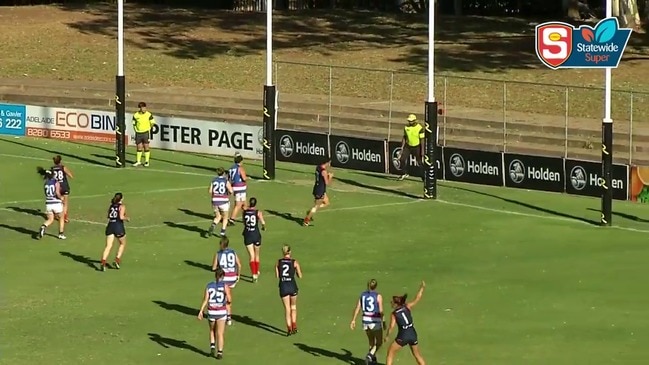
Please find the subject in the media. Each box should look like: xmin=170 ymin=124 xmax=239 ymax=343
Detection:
xmin=0 ymin=118 xmax=22 ymax=129
xmin=541 ymin=27 xmax=569 ymax=59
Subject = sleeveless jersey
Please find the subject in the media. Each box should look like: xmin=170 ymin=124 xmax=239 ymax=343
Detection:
xmin=44 ymin=178 xmax=61 ymax=204
xmin=394 ymin=306 xmax=415 ymax=332
xmin=205 ymin=281 xmax=228 ymax=318
xmin=211 ymin=176 xmax=229 ymax=204
xmin=217 ymin=248 xmax=238 ymax=284
xmin=360 ymin=290 xmax=382 ymax=324
xmin=107 ymin=202 xmax=123 ymax=223
xmin=314 ymin=164 xmax=326 ymax=192
xmin=229 ymin=163 xmax=246 ymax=193
xmin=51 ymin=165 xmax=69 ymax=187
xmin=242 ymin=208 xmax=260 ymax=234
xmin=277 ymin=258 xmax=296 ymax=284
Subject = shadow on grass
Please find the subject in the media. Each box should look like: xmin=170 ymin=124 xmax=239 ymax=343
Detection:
xmin=266 ymin=209 xmax=304 ymax=226
xmin=335 ymin=177 xmax=421 ymax=199
xmin=164 ymin=221 xmax=205 ymax=235
xmin=153 ymin=300 xmax=198 ymax=316
xmin=178 ymin=208 xmax=213 ymax=220
xmin=231 ymin=314 xmax=286 ymax=336
xmin=4 ymin=206 xmax=46 ymax=219
xmin=184 ymin=259 xmax=213 ymax=271
xmin=0 ymin=138 xmax=111 ymax=167
xmin=59 ymin=251 xmax=101 ymax=271
xmin=0 ymin=223 xmax=39 ymax=239
xmin=56 ymin=4 xmax=564 ymax=73
xmin=147 ymin=333 xmax=210 ymax=357
xmin=294 ymin=343 xmax=364 ymax=364
xmin=444 ymin=184 xmax=599 ymax=225
xmin=586 ymin=208 xmax=649 ymax=223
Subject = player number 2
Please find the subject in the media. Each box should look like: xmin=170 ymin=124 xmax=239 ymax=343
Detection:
xmin=281 ymin=264 xmax=290 ymax=277
xmin=363 ymin=296 xmax=375 ymax=312
xmin=208 ymin=288 xmax=225 ymax=303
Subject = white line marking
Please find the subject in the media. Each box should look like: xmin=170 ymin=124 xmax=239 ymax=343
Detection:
xmin=0 ymin=186 xmax=206 ymax=206
xmin=437 ymin=199 xmax=649 ymax=234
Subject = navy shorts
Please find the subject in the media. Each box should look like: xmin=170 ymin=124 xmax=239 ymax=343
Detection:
xmin=60 ymin=184 xmax=70 ymax=196
xmin=105 ymin=222 xmax=126 ymax=238
xmin=395 ymin=330 xmax=418 ymax=347
xmin=243 ymin=232 xmax=261 ymax=246
xmin=312 ymin=187 xmax=326 ymax=200
xmin=279 ymin=283 xmax=298 ymax=298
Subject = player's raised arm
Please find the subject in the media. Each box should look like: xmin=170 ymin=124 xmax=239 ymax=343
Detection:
xmin=350 ymin=299 xmax=362 ymax=330
xmin=406 ymin=281 xmax=425 ymax=309
xmin=63 ymin=165 xmax=74 ymax=179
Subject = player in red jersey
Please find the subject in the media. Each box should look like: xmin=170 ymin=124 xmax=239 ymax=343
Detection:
xmin=242 ymin=197 xmax=266 ymax=282
xmin=276 ymin=245 xmax=303 ymax=335
xmin=384 ymin=281 xmax=426 ymax=365
xmin=303 ymin=158 xmax=333 ymax=226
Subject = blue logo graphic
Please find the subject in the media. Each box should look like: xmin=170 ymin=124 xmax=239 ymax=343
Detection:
xmin=0 ymin=104 xmax=26 ymax=137
xmin=536 ymin=17 xmax=632 ymax=69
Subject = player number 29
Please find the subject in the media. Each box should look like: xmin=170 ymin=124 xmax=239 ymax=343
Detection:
xmin=0 ymin=118 xmax=22 ymax=129
xmin=244 ymin=214 xmax=256 ymax=227
xmin=541 ymin=27 xmax=569 ymax=59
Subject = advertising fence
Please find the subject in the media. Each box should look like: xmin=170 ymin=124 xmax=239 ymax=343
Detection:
xmin=274 ymin=129 xmax=630 ymax=201
xmin=0 ymin=102 xmax=634 ymax=202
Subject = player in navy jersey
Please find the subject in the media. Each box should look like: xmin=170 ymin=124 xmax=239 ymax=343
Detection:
xmin=206 ymin=167 xmax=234 ymax=238
xmin=384 ymin=281 xmax=426 ymax=365
xmin=303 ymin=158 xmax=333 ymax=226
xmin=100 ymin=193 xmax=130 ymax=271
xmin=350 ymin=279 xmax=385 ymax=365
xmin=198 ymin=267 xmax=232 ymax=359
xmin=51 ymin=155 xmax=74 ymax=223
xmin=276 ymin=245 xmax=303 ymax=335
xmin=242 ymin=197 xmax=266 ymax=282
xmin=227 ymin=152 xmax=249 ymax=226
xmin=36 ymin=167 xmax=66 ymax=240
xmin=212 ymin=236 xmax=241 ymax=325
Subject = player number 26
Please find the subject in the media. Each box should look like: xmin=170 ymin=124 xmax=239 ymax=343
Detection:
xmin=540 ymin=27 xmax=569 ymax=59
xmin=0 ymin=118 xmax=22 ymax=129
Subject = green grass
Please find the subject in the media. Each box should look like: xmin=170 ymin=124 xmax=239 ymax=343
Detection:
xmin=2 ymin=136 xmax=649 ymax=365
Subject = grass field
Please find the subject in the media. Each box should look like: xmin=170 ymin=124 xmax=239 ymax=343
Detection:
xmin=2 ymin=136 xmax=649 ymax=364
xmin=2 ymin=5 xmax=649 ymax=120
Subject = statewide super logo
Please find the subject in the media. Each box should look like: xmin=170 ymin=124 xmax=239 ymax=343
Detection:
xmin=535 ymin=17 xmax=632 ymax=69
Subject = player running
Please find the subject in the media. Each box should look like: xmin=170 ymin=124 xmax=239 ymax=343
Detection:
xmin=50 ymin=155 xmax=74 ymax=223
xmin=227 ymin=152 xmax=248 ymax=226
xmin=100 ymin=193 xmax=129 ymax=271
xmin=276 ymin=245 xmax=303 ymax=336
xmin=198 ymin=267 xmax=232 ymax=360
xmin=242 ymin=197 xmax=266 ymax=282
xmin=206 ymin=167 xmax=233 ymax=238
xmin=384 ymin=281 xmax=427 ymax=365
xmin=36 ymin=167 xmax=66 ymax=240
xmin=212 ymin=236 xmax=241 ymax=325
xmin=350 ymin=279 xmax=385 ymax=365
xmin=303 ymin=158 xmax=333 ymax=226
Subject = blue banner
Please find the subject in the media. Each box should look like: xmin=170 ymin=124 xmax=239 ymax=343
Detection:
xmin=0 ymin=103 xmax=26 ymax=136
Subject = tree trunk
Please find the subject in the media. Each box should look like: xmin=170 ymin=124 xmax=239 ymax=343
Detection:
xmin=612 ymin=0 xmax=620 ymax=17
xmin=619 ymin=0 xmax=643 ymax=31
xmin=453 ymin=0 xmax=462 ymax=16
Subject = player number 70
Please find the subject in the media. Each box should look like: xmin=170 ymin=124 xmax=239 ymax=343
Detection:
xmin=0 ymin=118 xmax=22 ymax=129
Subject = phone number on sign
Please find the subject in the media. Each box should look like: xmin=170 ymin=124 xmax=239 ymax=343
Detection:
xmin=26 ymin=128 xmax=114 ymax=143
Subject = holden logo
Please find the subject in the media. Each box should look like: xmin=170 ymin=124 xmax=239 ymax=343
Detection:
xmin=335 ymin=141 xmax=350 ymax=164
xmin=449 ymin=153 xmax=465 ymax=177
xmin=391 ymin=147 xmax=403 ymax=170
xmin=279 ymin=135 xmax=294 ymax=158
xmin=509 ymin=159 xmax=525 ymax=184
xmin=570 ymin=165 xmax=587 ymax=190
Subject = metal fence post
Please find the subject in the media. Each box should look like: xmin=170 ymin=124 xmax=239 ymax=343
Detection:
xmin=564 ymin=87 xmax=569 ymax=159
xmin=387 ymin=71 xmax=394 ymax=141
xmin=443 ymin=76 xmax=447 ymax=146
xmin=328 ymin=66 xmax=333 ymax=135
xmin=503 ymin=81 xmax=507 ymax=152
xmin=629 ymin=91 xmax=634 ymax=164
xmin=274 ymin=62 xmax=278 ymax=85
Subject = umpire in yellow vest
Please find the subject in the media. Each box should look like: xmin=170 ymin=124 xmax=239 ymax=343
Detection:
xmin=397 ymin=113 xmax=425 ymax=180
xmin=132 ymin=102 xmax=156 ymax=167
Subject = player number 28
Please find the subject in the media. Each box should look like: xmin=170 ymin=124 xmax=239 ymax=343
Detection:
xmin=0 ymin=118 xmax=22 ymax=129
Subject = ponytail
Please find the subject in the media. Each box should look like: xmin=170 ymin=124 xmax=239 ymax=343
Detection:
xmin=53 ymin=155 xmax=62 ymax=165
xmin=112 ymin=192 xmax=123 ymax=204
